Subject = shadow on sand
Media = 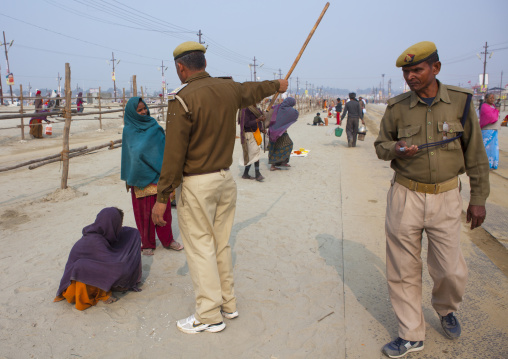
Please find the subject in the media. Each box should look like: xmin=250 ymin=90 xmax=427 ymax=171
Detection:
xmin=316 ymin=233 xmax=396 ymax=336
xmin=176 ymin=191 xmax=286 ymax=275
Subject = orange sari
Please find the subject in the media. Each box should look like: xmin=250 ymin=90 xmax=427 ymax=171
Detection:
xmin=54 ymin=280 xmax=111 ymax=311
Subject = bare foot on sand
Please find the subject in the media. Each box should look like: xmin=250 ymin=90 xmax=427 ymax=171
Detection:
xmin=104 ymin=295 xmax=118 ymax=304
xmin=167 ymin=241 xmax=184 ymax=251
xmin=142 ymin=249 xmax=154 ymax=256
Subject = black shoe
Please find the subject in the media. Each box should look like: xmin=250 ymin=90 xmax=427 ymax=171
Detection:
xmin=440 ymin=312 xmax=461 ymax=339
xmin=382 ymin=337 xmax=424 ymax=358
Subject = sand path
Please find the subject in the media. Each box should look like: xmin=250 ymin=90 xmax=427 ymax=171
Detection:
xmin=0 ymin=105 xmax=507 ymax=358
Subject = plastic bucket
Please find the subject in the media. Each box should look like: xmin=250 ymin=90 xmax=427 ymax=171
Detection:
xmin=335 ymin=127 xmax=343 ymax=137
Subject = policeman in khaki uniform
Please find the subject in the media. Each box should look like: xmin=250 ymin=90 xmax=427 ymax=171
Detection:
xmin=151 ymin=41 xmax=287 ymax=334
xmin=374 ymin=41 xmax=489 ymax=358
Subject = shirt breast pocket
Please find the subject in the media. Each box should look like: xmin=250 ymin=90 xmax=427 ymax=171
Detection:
xmin=397 ymin=125 xmax=421 ymax=147
xmin=438 ymin=121 xmax=463 ymax=150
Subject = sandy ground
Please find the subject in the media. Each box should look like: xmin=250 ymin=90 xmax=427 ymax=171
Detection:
xmin=0 ymin=104 xmax=507 ymax=359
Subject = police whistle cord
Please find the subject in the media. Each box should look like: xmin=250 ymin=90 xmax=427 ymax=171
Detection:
xmin=413 ymin=94 xmax=472 ymax=151
xmin=266 ymin=2 xmax=330 ymax=112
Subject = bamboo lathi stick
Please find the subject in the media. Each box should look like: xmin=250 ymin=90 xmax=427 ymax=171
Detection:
xmin=266 ymin=2 xmax=330 ymax=111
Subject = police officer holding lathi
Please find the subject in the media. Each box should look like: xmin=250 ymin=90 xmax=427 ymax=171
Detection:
xmin=374 ymin=41 xmax=490 ymax=358
xmin=151 ymin=41 xmax=287 ymax=334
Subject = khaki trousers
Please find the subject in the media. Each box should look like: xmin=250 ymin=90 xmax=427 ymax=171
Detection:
xmin=177 ymin=169 xmax=237 ymax=324
xmin=385 ymin=181 xmax=468 ymax=341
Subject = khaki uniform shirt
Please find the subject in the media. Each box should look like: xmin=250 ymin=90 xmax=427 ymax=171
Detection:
xmin=374 ymin=81 xmax=490 ymax=206
xmin=157 ymin=71 xmax=280 ymax=203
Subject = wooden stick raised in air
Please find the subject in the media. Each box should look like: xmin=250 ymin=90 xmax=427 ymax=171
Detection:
xmin=266 ymin=2 xmax=330 ymax=111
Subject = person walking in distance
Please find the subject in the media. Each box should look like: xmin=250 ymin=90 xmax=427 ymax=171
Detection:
xmin=341 ymin=92 xmax=364 ymax=147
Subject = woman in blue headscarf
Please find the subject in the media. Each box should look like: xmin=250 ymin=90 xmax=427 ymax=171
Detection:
xmin=267 ymin=97 xmax=299 ymax=171
xmin=121 ymin=97 xmax=183 ymax=255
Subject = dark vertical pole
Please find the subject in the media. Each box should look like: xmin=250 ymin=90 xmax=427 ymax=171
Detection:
xmin=0 ymin=64 xmax=3 ymax=105
xmin=19 ymin=84 xmax=24 ymax=140
xmin=482 ymin=42 xmax=488 ymax=89
xmin=112 ymin=52 xmax=117 ymax=102
xmin=3 ymin=31 xmax=14 ymax=102
xmin=61 ymin=63 xmax=72 ymax=189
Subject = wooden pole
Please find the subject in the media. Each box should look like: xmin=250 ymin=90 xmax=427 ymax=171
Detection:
xmin=19 ymin=84 xmax=25 ymax=140
xmin=266 ymin=2 xmax=330 ymax=111
xmin=141 ymin=86 xmax=144 ymax=98
xmin=98 ymin=86 xmax=102 ymax=130
xmin=133 ymin=75 xmax=137 ymax=97
xmin=122 ymin=88 xmax=126 ymax=123
xmin=0 ymin=146 xmax=87 ymax=172
xmin=61 ymin=63 xmax=72 ymax=189
xmin=30 ymin=140 xmax=121 ymax=170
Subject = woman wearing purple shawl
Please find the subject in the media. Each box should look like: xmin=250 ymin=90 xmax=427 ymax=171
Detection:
xmin=268 ymin=97 xmax=299 ymax=171
xmin=54 ymin=207 xmax=142 ymax=310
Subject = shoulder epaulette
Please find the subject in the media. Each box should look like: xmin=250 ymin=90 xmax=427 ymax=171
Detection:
xmin=387 ymin=92 xmax=411 ymax=106
xmin=446 ymin=85 xmax=473 ymax=95
xmin=216 ymin=76 xmax=233 ymax=80
xmin=167 ymin=83 xmax=191 ymax=116
xmin=168 ymin=84 xmax=188 ymax=100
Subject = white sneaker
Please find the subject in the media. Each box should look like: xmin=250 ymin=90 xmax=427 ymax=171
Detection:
xmin=221 ymin=310 xmax=239 ymax=319
xmin=176 ymin=314 xmax=226 ymax=334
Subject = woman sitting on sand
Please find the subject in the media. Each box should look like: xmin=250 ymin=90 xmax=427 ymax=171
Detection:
xmin=54 ymin=207 xmax=142 ymax=310
xmin=121 ymin=97 xmax=183 ymax=255
xmin=268 ymin=97 xmax=299 ymax=171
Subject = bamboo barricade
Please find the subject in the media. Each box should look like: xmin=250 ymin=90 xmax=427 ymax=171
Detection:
xmin=29 ymin=140 xmax=121 ymax=170
xmin=0 ymin=146 xmax=88 ymax=172
xmin=61 ymin=63 xmax=72 ymax=189
xmin=266 ymin=2 xmax=330 ymax=111
xmin=0 ymin=104 xmax=167 ymax=121
xmin=0 ymin=82 xmax=165 ymax=139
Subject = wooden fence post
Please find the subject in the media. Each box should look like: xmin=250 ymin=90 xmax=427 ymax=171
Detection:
xmin=98 ymin=86 xmax=102 ymax=130
xmin=141 ymin=86 xmax=144 ymax=99
xmin=133 ymin=75 xmax=137 ymax=97
xmin=19 ymin=84 xmax=25 ymax=140
xmin=122 ymin=88 xmax=126 ymax=124
xmin=61 ymin=63 xmax=72 ymax=189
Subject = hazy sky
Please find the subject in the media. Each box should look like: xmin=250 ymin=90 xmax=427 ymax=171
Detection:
xmin=1 ymin=0 xmax=507 ymax=95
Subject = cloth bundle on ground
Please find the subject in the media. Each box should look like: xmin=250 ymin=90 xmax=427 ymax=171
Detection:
xmin=121 ymin=97 xmax=165 ymax=188
xmin=54 ymin=207 xmax=142 ymax=310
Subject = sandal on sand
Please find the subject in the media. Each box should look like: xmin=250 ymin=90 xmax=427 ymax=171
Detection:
xmin=142 ymin=248 xmax=154 ymax=256
xmin=255 ymin=174 xmax=265 ymax=182
xmin=242 ymin=174 xmax=254 ymax=180
xmin=280 ymin=163 xmax=291 ymax=167
xmin=270 ymin=166 xmax=280 ymax=171
xmin=168 ymin=241 xmax=184 ymax=251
